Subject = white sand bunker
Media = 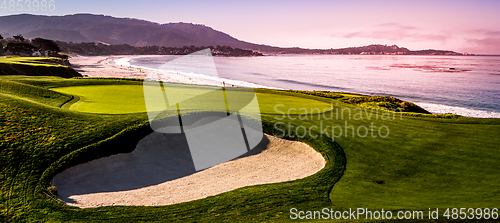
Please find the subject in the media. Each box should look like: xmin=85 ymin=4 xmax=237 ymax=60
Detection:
xmin=52 ymin=133 xmax=325 ymax=208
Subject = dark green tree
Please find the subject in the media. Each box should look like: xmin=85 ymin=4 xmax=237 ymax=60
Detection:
xmin=31 ymin=38 xmax=61 ymax=53
xmin=5 ymin=42 xmax=36 ymax=55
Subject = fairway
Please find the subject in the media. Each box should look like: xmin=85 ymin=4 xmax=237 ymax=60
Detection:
xmin=52 ymin=85 xmax=333 ymax=114
xmin=2 ymin=76 xmax=499 ymax=222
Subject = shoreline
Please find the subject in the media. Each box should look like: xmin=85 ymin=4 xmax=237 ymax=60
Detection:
xmin=413 ymin=102 xmax=500 ymax=119
xmin=70 ymin=55 xmax=274 ymax=89
xmin=69 ymin=55 xmax=500 ymax=118
xmin=117 ymin=56 xmax=276 ymax=89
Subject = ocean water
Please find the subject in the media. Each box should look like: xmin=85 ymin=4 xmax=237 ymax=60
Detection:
xmin=127 ymin=54 xmax=500 ymax=118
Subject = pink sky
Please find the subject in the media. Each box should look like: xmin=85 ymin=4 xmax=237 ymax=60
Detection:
xmin=7 ymin=0 xmax=500 ymax=54
xmin=202 ymin=0 xmax=500 ymax=54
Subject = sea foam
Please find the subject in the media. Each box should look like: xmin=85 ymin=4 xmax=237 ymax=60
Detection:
xmin=416 ymin=102 xmax=500 ymax=118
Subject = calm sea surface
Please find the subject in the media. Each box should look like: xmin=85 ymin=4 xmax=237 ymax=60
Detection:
xmin=130 ymin=55 xmax=500 ymax=118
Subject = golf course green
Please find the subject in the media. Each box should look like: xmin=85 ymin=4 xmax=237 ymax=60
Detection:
xmin=52 ymin=84 xmax=333 ymax=114
xmin=1 ymin=75 xmax=499 ymax=222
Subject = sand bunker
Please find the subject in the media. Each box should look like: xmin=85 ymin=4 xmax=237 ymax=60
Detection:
xmin=52 ymin=134 xmax=325 ymax=208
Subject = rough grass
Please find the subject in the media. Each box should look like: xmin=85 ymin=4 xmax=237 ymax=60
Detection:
xmin=1 ymin=76 xmax=499 ymax=222
xmin=289 ymin=90 xmax=431 ymax=114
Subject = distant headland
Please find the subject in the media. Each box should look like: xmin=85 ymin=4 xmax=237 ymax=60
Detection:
xmin=270 ymin=44 xmax=472 ymax=56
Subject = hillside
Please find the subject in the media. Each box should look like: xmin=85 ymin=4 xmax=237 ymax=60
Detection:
xmin=0 ymin=14 xmax=252 ymax=49
xmin=0 ymin=14 xmax=466 ymax=55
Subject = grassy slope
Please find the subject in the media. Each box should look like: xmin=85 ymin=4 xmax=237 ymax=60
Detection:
xmin=0 ymin=76 xmax=499 ymax=222
xmin=0 ymin=57 xmax=81 ymax=78
xmin=0 ymin=80 xmax=73 ymax=107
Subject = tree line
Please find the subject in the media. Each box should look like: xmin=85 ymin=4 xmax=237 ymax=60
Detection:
xmin=0 ymin=34 xmax=263 ymax=57
xmin=56 ymin=42 xmax=263 ymax=56
xmin=0 ymin=34 xmax=62 ymax=57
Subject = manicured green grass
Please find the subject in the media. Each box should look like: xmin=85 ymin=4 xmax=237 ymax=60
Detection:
xmin=53 ymin=85 xmax=155 ymax=114
xmin=52 ymin=85 xmax=333 ymax=114
xmin=1 ymin=75 xmax=499 ymax=222
xmin=325 ymin=112 xmax=500 ymax=211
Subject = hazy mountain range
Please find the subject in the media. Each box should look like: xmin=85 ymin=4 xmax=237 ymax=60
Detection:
xmin=0 ymin=14 xmax=277 ymax=50
xmin=0 ymin=14 xmax=465 ymax=55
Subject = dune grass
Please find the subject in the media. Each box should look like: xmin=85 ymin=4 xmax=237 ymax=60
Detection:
xmin=1 ymin=75 xmax=499 ymax=222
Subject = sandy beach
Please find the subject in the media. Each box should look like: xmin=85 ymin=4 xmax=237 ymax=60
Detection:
xmin=69 ymin=55 xmax=273 ymax=88
xmin=70 ymin=55 xmax=218 ymax=85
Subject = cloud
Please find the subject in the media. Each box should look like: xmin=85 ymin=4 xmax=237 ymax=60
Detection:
xmin=485 ymin=31 xmax=500 ymax=36
xmin=469 ymin=38 xmax=500 ymax=46
xmin=333 ymin=26 xmax=500 ymax=54
xmin=458 ymin=29 xmax=500 ymax=54
xmin=376 ymin=23 xmax=418 ymax=30
xmin=464 ymin=37 xmax=500 ymax=54
xmin=342 ymin=23 xmax=449 ymax=43
xmin=468 ymin=29 xmax=500 ymax=37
